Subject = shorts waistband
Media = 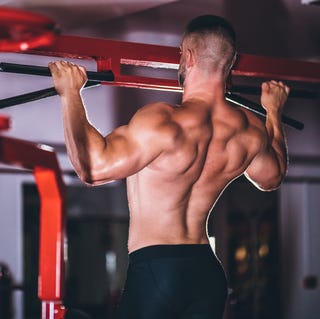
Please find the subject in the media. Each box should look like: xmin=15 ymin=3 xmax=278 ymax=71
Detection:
xmin=129 ymin=244 xmax=213 ymax=264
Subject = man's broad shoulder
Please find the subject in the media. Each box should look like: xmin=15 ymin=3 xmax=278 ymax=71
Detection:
xmin=136 ymin=102 xmax=175 ymax=118
xmin=132 ymin=102 xmax=179 ymax=130
xmin=129 ymin=102 xmax=181 ymax=146
xmin=237 ymin=108 xmax=268 ymax=154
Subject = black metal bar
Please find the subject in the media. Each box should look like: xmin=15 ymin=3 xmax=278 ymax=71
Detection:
xmin=0 ymin=62 xmax=114 ymax=82
xmin=231 ymin=85 xmax=318 ymax=99
xmin=0 ymin=86 xmax=304 ymax=131
xmin=0 ymin=61 xmax=304 ymax=130
xmin=0 ymin=81 xmax=100 ymax=109
xmin=225 ymin=92 xmax=304 ymax=130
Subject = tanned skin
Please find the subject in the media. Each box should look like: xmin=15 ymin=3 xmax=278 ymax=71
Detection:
xmin=49 ymin=45 xmax=289 ymax=253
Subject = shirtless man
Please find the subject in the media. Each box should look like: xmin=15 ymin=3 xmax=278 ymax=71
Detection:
xmin=49 ymin=15 xmax=289 ymax=319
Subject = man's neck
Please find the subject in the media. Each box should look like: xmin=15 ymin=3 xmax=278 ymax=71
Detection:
xmin=181 ymin=70 xmax=226 ymax=106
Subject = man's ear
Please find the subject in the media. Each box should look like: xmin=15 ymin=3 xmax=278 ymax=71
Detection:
xmin=186 ymin=49 xmax=195 ymax=68
xmin=231 ymin=52 xmax=237 ymax=69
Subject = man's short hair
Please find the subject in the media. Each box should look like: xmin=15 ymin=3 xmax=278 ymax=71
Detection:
xmin=185 ymin=15 xmax=236 ymax=46
xmin=183 ymin=15 xmax=237 ymax=78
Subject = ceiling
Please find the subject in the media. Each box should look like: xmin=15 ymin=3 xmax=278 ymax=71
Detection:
xmin=4 ymin=0 xmax=179 ymax=31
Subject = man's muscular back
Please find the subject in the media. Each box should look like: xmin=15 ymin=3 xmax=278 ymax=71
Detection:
xmin=48 ymin=61 xmax=288 ymax=254
xmin=49 ymin=14 xmax=288 ymax=256
xmin=126 ymin=99 xmax=266 ymax=252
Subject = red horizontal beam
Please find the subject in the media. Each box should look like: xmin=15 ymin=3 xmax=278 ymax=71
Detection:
xmin=28 ymin=34 xmax=320 ymax=90
xmin=234 ymin=54 xmax=320 ymax=83
xmin=31 ymin=34 xmax=179 ymax=65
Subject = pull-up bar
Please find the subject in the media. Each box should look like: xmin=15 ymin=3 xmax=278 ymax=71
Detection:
xmin=0 ymin=62 xmax=114 ymax=82
xmin=0 ymin=62 xmax=305 ymax=130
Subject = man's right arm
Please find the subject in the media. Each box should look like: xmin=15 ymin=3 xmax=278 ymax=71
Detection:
xmin=244 ymin=81 xmax=289 ymax=191
xmin=49 ymin=61 xmax=177 ymax=185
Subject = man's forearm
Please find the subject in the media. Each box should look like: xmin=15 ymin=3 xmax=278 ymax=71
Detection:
xmin=60 ymin=92 xmax=106 ymax=182
xmin=265 ymin=110 xmax=288 ymax=178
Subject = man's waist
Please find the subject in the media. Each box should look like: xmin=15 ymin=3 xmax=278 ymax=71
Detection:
xmin=128 ymin=243 xmax=213 ymax=264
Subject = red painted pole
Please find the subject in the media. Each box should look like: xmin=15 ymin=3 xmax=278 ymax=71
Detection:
xmin=0 ymin=134 xmax=66 ymax=319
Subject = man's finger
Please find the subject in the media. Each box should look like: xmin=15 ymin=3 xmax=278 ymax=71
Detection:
xmin=261 ymin=81 xmax=270 ymax=93
xmin=284 ymin=85 xmax=290 ymax=96
xmin=78 ymin=65 xmax=88 ymax=78
xmin=48 ymin=62 xmax=59 ymax=74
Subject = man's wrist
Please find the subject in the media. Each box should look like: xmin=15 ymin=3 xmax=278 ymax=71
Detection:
xmin=266 ymin=108 xmax=282 ymax=121
xmin=60 ymin=90 xmax=82 ymax=102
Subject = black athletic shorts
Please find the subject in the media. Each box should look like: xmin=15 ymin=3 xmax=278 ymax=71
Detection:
xmin=115 ymin=244 xmax=228 ymax=319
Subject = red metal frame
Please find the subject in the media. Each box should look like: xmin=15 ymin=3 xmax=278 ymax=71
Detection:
xmin=29 ymin=34 xmax=320 ymax=91
xmin=0 ymin=119 xmax=66 ymax=319
xmin=0 ymin=7 xmax=57 ymax=52
xmin=0 ymin=114 xmax=10 ymax=130
xmin=1 ymin=33 xmax=319 ymax=319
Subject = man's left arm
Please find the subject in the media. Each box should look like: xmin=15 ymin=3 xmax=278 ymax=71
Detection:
xmin=244 ymin=81 xmax=289 ymax=191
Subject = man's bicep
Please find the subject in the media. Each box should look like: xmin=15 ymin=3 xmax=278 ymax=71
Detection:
xmin=102 ymin=114 xmax=167 ymax=178
xmin=244 ymin=148 xmax=282 ymax=191
xmin=103 ymin=126 xmax=155 ymax=177
xmin=93 ymin=103 xmax=174 ymax=183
